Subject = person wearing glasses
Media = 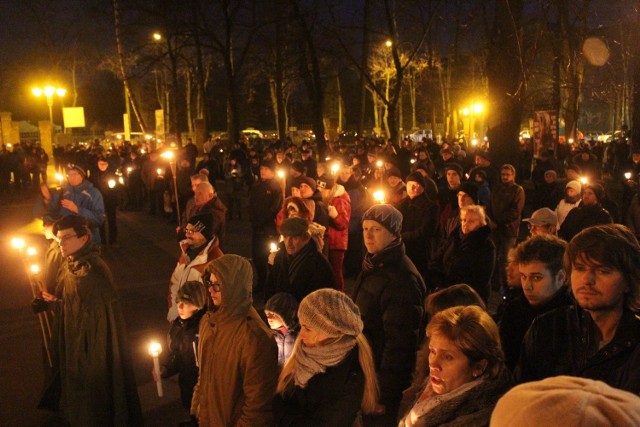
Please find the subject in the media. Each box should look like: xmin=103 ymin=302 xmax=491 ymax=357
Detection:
xmin=38 ymin=163 xmax=105 ymax=244
xmin=31 ymin=214 xmax=142 ymax=425
xmin=191 ymin=254 xmax=278 ymax=426
xmin=168 ymin=213 xmax=223 ymax=322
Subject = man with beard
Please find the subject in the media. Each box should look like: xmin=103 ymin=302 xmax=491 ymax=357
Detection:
xmin=31 ymin=215 xmax=142 ymax=425
xmin=265 ymin=217 xmax=335 ymax=302
xmin=517 ymin=224 xmax=640 ymax=394
xmin=555 ymin=180 xmax=582 ymax=227
xmin=167 ymin=213 xmax=223 ymax=322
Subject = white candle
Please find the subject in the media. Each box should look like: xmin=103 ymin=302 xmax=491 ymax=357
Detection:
xmin=149 ymin=342 xmax=164 ymax=397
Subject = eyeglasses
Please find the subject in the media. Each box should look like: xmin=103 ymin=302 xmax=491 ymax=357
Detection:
xmin=203 ymin=276 xmax=221 ymax=292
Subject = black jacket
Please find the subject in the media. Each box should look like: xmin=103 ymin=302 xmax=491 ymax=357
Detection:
xmin=516 ymin=305 xmax=640 ymax=394
xmin=558 ymin=203 xmax=613 ymax=242
xmin=397 ymin=193 xmax=439 ymax=277
xmin=498 ymin=288 xmax=573 ymax=371
xmin=352 ymin=242 xmax=426 ymax=411
xmin=161 ymin=308 xmax=205 ymax=409
xmin=273 ymin=347 xmax=364 ymax=427
xmin=428 ymin=225 xmax=495 ymax=303
xmin=250 ymin=178 xmax=283 ymax=233
xmin=265 ymin=240 xmax=335 ymax=302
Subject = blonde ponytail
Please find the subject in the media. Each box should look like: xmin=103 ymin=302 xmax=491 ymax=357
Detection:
xmin=356 ymin=333 xmax=379 ymax=414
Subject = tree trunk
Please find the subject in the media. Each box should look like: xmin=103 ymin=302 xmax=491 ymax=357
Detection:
xmin=358 ymin=0 xmax=371 ymax=136
xmin=486 ymin=0 xmax=524 ymax=168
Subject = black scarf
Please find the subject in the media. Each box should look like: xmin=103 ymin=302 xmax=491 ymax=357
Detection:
xmin=362 ymin=238 xmax=403 ymax=272
xmin=288 ymin=240 xmax=316 ymax=284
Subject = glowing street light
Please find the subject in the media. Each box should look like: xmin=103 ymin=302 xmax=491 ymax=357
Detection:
xmin=385 ymin=39 xmax=393 ymax=48
xmin=152 ymin=32 xmax=162 ymax=41
xmin=32 ymin=85 xmax=66 ymax=125
xmin=472 ymin=103 xmax=483 ymax=114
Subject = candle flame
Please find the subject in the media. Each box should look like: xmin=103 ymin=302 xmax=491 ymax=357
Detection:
xmin=149 ymin=341 xmax=162 ymax=357
xmin=26 ymin=247 xmax=37 ymax=256
xmin=30 ymin=264 xmax=40 ymax=274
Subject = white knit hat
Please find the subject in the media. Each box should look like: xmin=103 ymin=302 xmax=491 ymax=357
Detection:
xmin=490 ymin=376 xmax=640 ymax=427
xmin=298 ymin=289 xmax=363 ymax=338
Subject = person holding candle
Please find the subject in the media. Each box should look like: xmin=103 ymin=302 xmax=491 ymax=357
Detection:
xmin=155 ymin=281 xmax=208 ymax=415
xmin=31 ymin=214 xmax=142 ymax=425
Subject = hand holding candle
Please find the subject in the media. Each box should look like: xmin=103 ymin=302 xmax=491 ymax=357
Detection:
xmin=149 ymin=342 xmax=164 ymax=397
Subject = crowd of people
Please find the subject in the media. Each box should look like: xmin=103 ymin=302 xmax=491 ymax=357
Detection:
xmin=27 ymin=131 xmax=640 ymax=426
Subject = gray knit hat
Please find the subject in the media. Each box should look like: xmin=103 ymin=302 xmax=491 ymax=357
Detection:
xmin=362 ymin=204 xmax=403 ymax=236
xmin=176 ymin=281 xmax=208 ymax=309
xmin=298 ymin=289 xmax=363 ymax=338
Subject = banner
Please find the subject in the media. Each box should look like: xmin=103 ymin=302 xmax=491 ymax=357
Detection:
xmin=533 ymin=110 xmax=558 ymax=154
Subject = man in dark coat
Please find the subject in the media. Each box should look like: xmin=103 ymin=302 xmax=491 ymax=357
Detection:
xmin=265 ymin=217 xmax=335 ymax=302
xmin=499 ymin=235 xmax=572 ymax=370
xmin=488 ymin=164 xmax=525 ymax=291
xmin=31 ymin=215 xmax=142 ymax=426
xmin=516 ymin=224 xmax=640 ymax=394
xmin=249 ymin=159 xmax=283 ymax=293
xmin=397 ymin=172 xmax=439 ymax=278
xmin=352 ymin=204 xmax=426 ymax=425
xmin=559 ymin=183 xmax=613 ymax=242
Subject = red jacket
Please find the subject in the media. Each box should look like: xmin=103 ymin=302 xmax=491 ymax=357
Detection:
xmin=327 ymin=185 xmax=351 ymax=250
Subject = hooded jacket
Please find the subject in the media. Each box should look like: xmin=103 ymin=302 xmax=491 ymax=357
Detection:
xmin=191 ymin=255 xmax=278 ymax=426
xmin=327 ymin=184 xmax=351 ymax=250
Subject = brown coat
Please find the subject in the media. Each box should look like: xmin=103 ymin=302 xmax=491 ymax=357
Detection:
xmin=191 ymin=255 xmax=278 ymax=426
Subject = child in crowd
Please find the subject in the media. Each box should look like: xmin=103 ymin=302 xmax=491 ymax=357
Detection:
xmin=155 ymin=281 xmax=208 ymax=411
xmin=264 ymin=292 xmax=300 ymax=367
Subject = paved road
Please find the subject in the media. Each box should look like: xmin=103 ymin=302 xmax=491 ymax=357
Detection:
xmin=0 ymin=191 xmax=252 ymax=426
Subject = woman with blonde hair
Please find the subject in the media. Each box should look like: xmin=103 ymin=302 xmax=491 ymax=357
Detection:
xmin=273 ymin=288 xmax=379 ymax=426
xmin=398 ymin=305 xmax=512 ymax=427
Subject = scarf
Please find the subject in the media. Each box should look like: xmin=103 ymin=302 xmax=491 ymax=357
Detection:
xmin=287 ymin=240 xmax=316 ymax=283
xmin=362 ymin=238 xmax=402 ymax=272
xmin=564 ymin=194 xmax=581 ymax=204
xmin=402 ymin=377 xmax=483 ymax=427
xmin=293 ymin=335 xmax=357 ymax=388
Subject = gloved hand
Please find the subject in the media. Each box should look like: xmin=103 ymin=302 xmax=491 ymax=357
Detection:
xmin=328 ymin=205 xmax=338 ymax=219
xmin=31 ymin=298 xmax=50 ymax=314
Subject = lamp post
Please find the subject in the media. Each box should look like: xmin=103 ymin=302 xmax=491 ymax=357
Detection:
xmin=32 ymin=86 xmax=66 ymax=126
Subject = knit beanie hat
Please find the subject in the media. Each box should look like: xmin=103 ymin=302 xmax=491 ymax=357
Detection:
xmin=585 ymin=183 xmax=606 ymax=202
xmin=490 ymin=376 xmax=640 ymax=427
xmin=444 ymin=163 xmax=463 ymax=178
xmin=65 ymin=162 xmax=87 ymax=178
xmin=280 ymin=217 xmax=310 ymax=237
xmin=565 ymin=180 xmax=582 ymax=193
xmin=386 ymin=167 xmax=403 ymax=179
xmin=176 ymin=280 xmax=208 ymax=309
xmin=316 ymin=174 xmax=335 ymax=190
xmin=362 ymin=204 xmax=403 ymax=236
xmin=405 ymin=172 xmax=426 ymax=189
xmin=265 ymin=292 xmax=299 ymax=329
xmin=261 ymin=159 xmax=277 ymax=172
xmin=293 ymin=176 xmax=317 ymax=192
xmin=188 ymin=213 xmax=215 ymax=241
xmin=458 ymin=182 xmax=479 ymax=203
xmin=291 ymin=160 xmax=306 ymax=174
xmin=298 ymin=289 xmax=363 ymax=338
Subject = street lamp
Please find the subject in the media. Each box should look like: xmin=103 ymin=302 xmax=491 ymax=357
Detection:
xmin=32 ymin=86 xmax=66 ymax=125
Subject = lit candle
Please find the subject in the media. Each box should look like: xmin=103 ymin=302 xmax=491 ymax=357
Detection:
xmin=277 ymin=170 xmax=285 ymax=179
xmin=148 ymin=342 xmax=164 ymax=397
xmin=410 ymin=158 xmax=416 ymax=164
xmin=119 ymin=177 xmax=124 ymax=185
xmin=108 ymin=179 xmax=116 ymax=189
xmin=156 ymin=168 xmax=163 ymax=176
xmin=373 ymin=191 xmax=385 ymax=204
xmin=331 ymin=163 xmax=340 ymax=175
xmin=625 ymin=172 xmax=632 ymax=180
xmin=376 ymin=160 xmax=383 ymax=168
xmin=269 ymin=242 xmax=279 ymax=253
xmin=55 ymin=173 xmax=64 ymax=186
xmin=127 ymin=167 xmax=133 ymax=174
xmin=579 ymin=176 xmax=588 ymax=185
xmin=26 ymin=247 xmax=37 ymax=256
xmin=30 ymin=264 xmax=40 ymax=275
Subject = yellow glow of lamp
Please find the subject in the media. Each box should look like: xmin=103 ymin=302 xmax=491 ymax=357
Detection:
xmin=161 ymin=151 xmax=174 ymax=161
xmin=153 ymin=32 xmax=162 ymax=41
xmin=385 ymin=39 xmax=393 ymax=47
xmin=462 ymin=108 xmax=470 ymax=116
xmin=471 ymin=139 xmax=478 ymax=146
xmin=568 ymin=138 xmax=574 ymax=144
xmin=32 ymin=88 xmax=43 ymax=97
xmin=11 ymin=237 xmax=26 ymax=250
xmin=472 ymin=103 xmax=483 ymax=114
